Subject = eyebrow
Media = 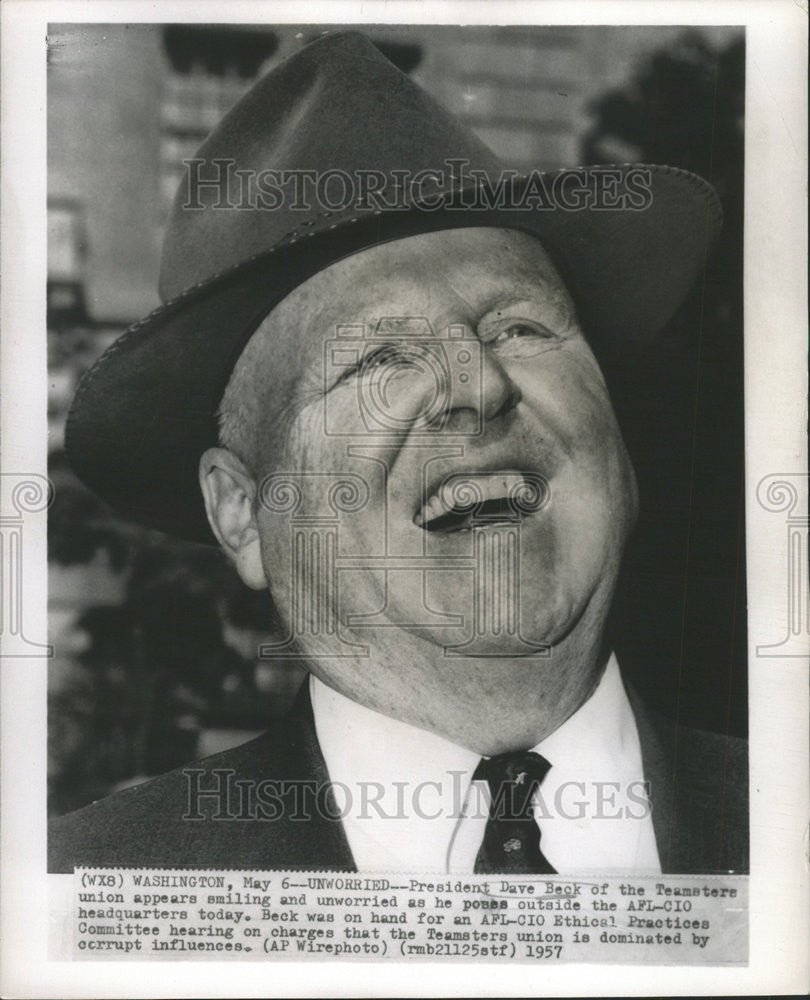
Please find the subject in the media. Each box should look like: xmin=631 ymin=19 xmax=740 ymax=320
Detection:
xmin=479 ymin=288 xmax=575 ymax=326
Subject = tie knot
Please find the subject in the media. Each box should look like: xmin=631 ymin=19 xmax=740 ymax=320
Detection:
xmin=475 ymin=750 xmax=551 ymax=820
xmin=476 ymin=750 xmax=551 ymax=788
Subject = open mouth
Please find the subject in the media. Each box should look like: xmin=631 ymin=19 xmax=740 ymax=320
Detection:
xmin=415 ymin=471 xmax=548 ymax=533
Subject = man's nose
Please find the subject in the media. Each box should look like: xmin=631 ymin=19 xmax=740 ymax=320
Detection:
xmin=437 ymin=334 xmax=522 ymax=432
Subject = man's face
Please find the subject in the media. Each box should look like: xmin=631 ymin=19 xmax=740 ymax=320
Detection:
xmin=231 ymin=228 xmax=638 ymax=748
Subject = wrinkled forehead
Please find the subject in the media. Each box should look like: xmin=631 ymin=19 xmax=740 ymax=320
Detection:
xmin=261 ymin=227 xmax=575 ymax=364
xmin=294 ymin=228 xmax=564 ymax=325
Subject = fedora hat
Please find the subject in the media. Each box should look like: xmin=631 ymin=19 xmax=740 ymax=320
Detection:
xmin=66 ymin=30 xmax=722 ymax=544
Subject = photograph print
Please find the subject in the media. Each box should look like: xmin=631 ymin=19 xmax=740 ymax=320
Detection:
xmin=46 ymin=22 xmax=748 ymax=877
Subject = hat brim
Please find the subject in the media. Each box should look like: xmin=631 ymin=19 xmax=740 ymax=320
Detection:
xmin=66 ymin=164 xmax=721 ymax=544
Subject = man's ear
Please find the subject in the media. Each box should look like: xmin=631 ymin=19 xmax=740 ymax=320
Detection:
xmin=199 ymin=447 xmax=266 ymax=590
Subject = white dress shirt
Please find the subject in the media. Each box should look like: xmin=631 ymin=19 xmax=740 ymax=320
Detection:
xmin=310 ymin=654 xmax=661 ymax=874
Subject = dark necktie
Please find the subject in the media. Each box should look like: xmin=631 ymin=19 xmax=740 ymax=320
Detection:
xmin=473 ymin=750 xmax=556 ymax=874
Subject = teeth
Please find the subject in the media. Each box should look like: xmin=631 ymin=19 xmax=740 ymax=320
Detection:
xmin=418 ymin=492 xmax=448 ymax=525
xmin=415 ymin=472 xmax=528 ymax=528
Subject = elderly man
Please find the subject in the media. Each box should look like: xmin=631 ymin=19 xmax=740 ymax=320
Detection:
xmin=49 ymin=32 xmax=747 ymax=875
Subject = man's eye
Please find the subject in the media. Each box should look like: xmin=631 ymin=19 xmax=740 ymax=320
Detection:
xmin=491 ymin=322 xmax=554 ymax=344
xmin=486 ymin=321 xmax=559 ymax=357
xmin=336 ymin=345 xmax=416 ymax=385
xmin=358 ymin=345 xmax=398 ymax=374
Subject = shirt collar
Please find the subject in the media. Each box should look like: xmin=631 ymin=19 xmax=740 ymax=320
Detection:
xmin=536 ymin=652 xmax=638 ymax=774
xmin=310 ymin=674 xmax=480 ymax=871
xmin=309 ymin=653 xmax=638 ymax=871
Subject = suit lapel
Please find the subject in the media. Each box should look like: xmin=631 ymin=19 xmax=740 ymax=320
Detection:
xmin=271 ymin=679 xmax=358 ymax=871
xmin=626 ymin=688 xmax=683 ymax=871
xmin=627 ymin=685 xmax=748 ymax=874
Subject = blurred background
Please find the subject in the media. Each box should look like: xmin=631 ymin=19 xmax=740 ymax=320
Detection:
xmin=47 ymin=23 xmax=746 ymax=815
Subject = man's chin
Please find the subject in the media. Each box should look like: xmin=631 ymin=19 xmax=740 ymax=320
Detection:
xmin=354 ymin=594 xmax=581 ymax=658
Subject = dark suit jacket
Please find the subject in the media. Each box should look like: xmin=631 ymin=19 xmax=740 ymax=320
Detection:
xmin=49 ymin=681 xmax=748 ymax=874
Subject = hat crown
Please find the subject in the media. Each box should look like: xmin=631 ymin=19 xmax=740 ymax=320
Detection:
xmin=159 ymin=31 xmax=504 ymax=301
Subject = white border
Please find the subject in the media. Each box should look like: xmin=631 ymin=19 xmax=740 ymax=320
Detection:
xmin=2 ymin=1 xmax=807 ymax=996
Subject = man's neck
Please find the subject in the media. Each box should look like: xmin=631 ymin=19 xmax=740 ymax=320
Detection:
xmin=307 ymin=626 xmax=613 ymax=756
